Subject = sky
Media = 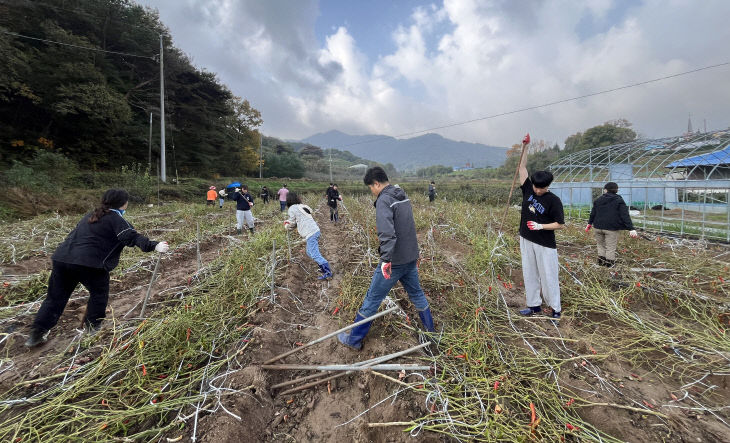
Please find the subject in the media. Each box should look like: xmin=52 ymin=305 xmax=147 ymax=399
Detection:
xmin=137 ymin=0 xmax=730 ymax=148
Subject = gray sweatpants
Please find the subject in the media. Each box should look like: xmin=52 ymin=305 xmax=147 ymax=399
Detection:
xmin=519 ymin=236 xmax=561 ymax=312
xmin=593 ymin=229 xmax=619 ymax=260
xmin=236 ymin=210 xmax=254 ymax=229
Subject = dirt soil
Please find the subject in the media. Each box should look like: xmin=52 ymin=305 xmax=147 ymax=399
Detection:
xmin=192 ymin=203 xmax=440 ymax=442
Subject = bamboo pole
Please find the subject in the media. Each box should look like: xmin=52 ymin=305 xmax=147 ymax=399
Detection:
xmin=500 ymin=136 xmax=530 ymax=232
xmin=263 ymin=306 xmax=398 ymax=364
xmin=272 ymin=342 xmax=429 ymax=391
xmin=262 ymin=363 xmax=430 ymax=372
xmin=140 ymin=255 xmax=161 ymax=318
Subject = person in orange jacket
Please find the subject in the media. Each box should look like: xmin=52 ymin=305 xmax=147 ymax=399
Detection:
xmin=206 ymin=186 xmax=217 ymax=206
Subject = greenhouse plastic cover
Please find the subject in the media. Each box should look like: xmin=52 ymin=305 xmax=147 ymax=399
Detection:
xmin=666 ymin=145 xmax=730 ymax=168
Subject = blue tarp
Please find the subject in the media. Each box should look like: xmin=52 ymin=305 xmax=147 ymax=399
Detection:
xmin=226 ymin=182 xmax=241 ymax=188
xmin=666 ymin=146 xmax=730 ymax=168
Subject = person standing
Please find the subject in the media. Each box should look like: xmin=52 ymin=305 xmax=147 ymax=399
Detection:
xmin=206 ymin=186 xmax=217 ymax=206
xmin=277 ymin=184 xmax=289 ymax=212
xmin=218 ymin=190 xmax=225 ymax=209
xmin=338 ymin=167 xmax=435 ymax=350
xmin=231 ymin=185 xmax=255 ymax=234
xmin=260 ymin=186 xmax=270 ymax=204
xmin=517 ymin=149 xmax=565 ymax=319
xmin=585 ymin=182 xmax=638 ymax=267
xmin=428 ymin=181 xmax=436 ymax=203
xmin=326 ymin=183 xmax=342 ymax=222
xmin=25 ymin=189 xmax=169 ymax=347
xmin=284 ymin=192 xmax=333 ymax=279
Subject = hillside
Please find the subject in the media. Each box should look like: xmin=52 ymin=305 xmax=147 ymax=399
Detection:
xmin=302 ymin=130 xmax=507 ymax=171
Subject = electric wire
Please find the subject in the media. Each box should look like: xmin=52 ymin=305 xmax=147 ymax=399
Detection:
xmin=334 ymin=60 xmax=730 ymax=150
xmin=0 ymin=29 xmax=157 ymax=60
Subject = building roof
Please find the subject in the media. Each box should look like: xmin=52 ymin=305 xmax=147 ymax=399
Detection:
xmin=666 ymin=145 xmax=730 ymax=168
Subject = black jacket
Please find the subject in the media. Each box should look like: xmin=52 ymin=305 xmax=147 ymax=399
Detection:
xmin=52 ymin=211 xmax=158 ymax=271
xmin=232 ymin=191 xmax=254 ymax=211
xmin=326 ymin=187 xmax=340 ymax=208
xmin=588 ymin=193 xmax=634 ymax=230
xmin=375 ymin=185 xmax=419 ymax=265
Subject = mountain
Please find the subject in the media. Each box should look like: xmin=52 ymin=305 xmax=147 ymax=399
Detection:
xmin=301 ymin=130 xmax=507 ymax=171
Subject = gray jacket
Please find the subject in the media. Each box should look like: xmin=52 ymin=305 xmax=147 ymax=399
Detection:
xmin=375 ymin=185 xmax=419 ymax=265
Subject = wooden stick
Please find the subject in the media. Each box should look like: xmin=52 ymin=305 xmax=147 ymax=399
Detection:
xmin=367 ymin=422 xmax=413 ymax=428
xmin=577 ymin=402 xmax=668 ymax=419
xmin=271 ymin=342 xmax=429 ymax=391
xmin=140 ymin=255 xmax=161 ymax=318
xmin=262 ymin=363 xmax=430 ymax=372
xmin=263 ymin=306 xmax=398 ymax=364
xmin=500 ymin=141 xmax=529 ymax=231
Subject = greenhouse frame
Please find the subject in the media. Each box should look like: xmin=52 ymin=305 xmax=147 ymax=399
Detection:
xmin=548 ymin=129 xmax=730 ymax=241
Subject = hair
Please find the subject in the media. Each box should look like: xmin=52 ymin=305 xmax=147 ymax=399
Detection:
xmin=286 ymin=191 xmax=302 ymax=208
xmin=333 ymin=183 xmax=338 ymax=187
xmin=242 ymin=185 xmax=248 ymax=191
xmin=329 ymin=183 xmax=333 ymax=187
xmin=363 ymin=167 xmax=389 ymax=186
xmin=530 ymin=170 xmax=554 ymax=188
xmin=89 ymin=189 xmax=129 ymax=223
xmin=282 ymin=184 xmax=287 ymax=188
xmin=431 ymin=181 xmax=435 ymax=184
xmin=604 ymin=182 xmax=619 ymax=193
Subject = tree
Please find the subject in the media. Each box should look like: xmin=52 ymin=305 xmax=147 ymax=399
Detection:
xmin=563 ymin=120 xmax=636 ymax=153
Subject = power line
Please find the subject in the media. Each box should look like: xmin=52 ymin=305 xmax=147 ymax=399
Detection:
xmin=0 ymin=30 xmax=157 ymax=60
xmin=335 ymin=60 xmax=730 ymax=149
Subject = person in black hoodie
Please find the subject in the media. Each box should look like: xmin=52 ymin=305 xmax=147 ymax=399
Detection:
xmin=25 ymin=189 xmax=169 ymax=347
xmin=337 ymin=167 xmax=435 ymax=350
xmin=326 ymin=183 xmax=342 ymax=222
xmin=231 ymin=185 xmax=255 ymax=235
xmin=585 ymin=182 xmax=637 ymax=267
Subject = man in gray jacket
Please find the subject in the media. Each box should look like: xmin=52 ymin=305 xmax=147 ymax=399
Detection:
xmin=338 ymin=167 xmax=435 ymax=350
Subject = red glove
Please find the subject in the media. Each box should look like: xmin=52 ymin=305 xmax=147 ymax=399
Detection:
xmin=585 ymin=224 xmax=592 ymax=232
xmin=522 ymin=133 xmax=530 ymax=145
xmin=381 ymin=262 xmax=392 ymax=279
xmin=527 ymin=221 xmax=543 ymax=231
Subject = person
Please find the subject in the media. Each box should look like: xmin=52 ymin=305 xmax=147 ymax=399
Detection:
xmin=206 ymin=186 xmax=217 ymax=206
xmin=284 ymin=192 xmax=333 ymax=280
xmin=585 ymin=182 xmax=638 ymax=267
xmin=338 ymin=167 xmax=435 ymax=350
xmin=231 ymin=185 xmax=255 ymax=235
xmin=260 ymin=186 xmax=270 ymax=204
xmin=25 ymin=189 xmax=169 ymax=347
xmin=428 ymin=181 xmax=436 ymax=203
xmin=326 ymin=183 xmax=342 ymax=222
xmin=218 ymin=189 xmax=225 ymax=209
xmin=516 ymin=149 xmax=565 ymax=319
xmin=277 ymin=184 xmax=289 ymax=212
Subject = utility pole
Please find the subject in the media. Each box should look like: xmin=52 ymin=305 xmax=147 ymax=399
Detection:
xmin=159 ymin=35 xmax=166 ymax=182
xmin=329 ymin=149 xmax=333 ymax=183
xmin=147 ymin=112 xmax=152 ymax=171
xmin=259 ymin=131 xmax=263 ymax=179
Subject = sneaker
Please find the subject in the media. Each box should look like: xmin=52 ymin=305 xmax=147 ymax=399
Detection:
xmin=25 ymin=328 xmax=49 ymax=347
xmin=550 ymin=310 xmax=561 ymax=319
xmin=84 ymin=322 xmax=101 ymax=336
xmin=518 ymin=306 xmax=541 ymax=316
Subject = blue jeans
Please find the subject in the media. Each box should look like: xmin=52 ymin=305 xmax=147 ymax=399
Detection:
xmin=306 ymin=231 xmax=328 ymax=266
xmin=280 ymin=201 xmax=286 ymax=211
xmin=358 ymin=260 xmax=429 ymax=318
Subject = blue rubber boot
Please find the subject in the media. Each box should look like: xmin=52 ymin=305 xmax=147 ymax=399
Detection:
xmin=418 ymin=307 xmax=436 ymax=332
xmin=318 ymin=262 xmax=333 ymax=280
xmin=337 ymin=314 xmax=372 ymax=350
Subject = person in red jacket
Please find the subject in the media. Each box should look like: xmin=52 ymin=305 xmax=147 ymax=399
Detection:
xmin=25 ymin=189 xmax=169 ymax=347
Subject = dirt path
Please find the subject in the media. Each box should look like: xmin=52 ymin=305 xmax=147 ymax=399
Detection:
xmin=193 ymin=202 xmax=438 ymax=443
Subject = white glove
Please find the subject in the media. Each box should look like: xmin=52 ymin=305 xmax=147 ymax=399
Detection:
xmin=283 ymin=221 xmax=293 ymax=230
xmin=155 ymin=241 xmax=169 ymax=253
xmin=219 ymin=189 xmax=226 ymax=196
xmin=629 ymin=230 xmax=638 ymax=238
xmin=527 ymin=221 xmax=543 ymax=231
xmin=380 ymin=262 xmax=392 ymax=279
xmin=234 ymin=188 xmax=240 ymax=193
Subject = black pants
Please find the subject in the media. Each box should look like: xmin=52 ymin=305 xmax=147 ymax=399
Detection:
xmin=33 ymin=261 xmax=110 ymax=331
xmin=329 ymin=205 xmax=339 ymax=221
xmin=429 ymin=193 xmax=435 ymax=202
xmin=262 ymin=196 xmax=269 ymax=204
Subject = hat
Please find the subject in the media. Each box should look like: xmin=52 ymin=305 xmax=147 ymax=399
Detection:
xmin=209 ymin=186 xmax=216 ymax=190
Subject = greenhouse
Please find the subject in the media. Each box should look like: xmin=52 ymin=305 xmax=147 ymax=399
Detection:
xmin=548 ymin=129 xmax=730 ymax=241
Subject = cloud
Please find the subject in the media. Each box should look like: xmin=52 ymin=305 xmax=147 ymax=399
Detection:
xmin=140 ymin=0 xmax=730 ymax=147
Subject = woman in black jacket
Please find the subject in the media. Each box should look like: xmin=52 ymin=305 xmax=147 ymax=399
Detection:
xmin=25 ymin=189 xmax=169 ymax=347
xmin=585 ymin=182 xmax=637 ymax=267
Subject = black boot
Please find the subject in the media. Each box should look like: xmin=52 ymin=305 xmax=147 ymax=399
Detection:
xmin=249 ymin=227 xmax=255 ymax=234
xmin=605 ymin=259 xmax=615 ymax=268
xmin=25 ymin=328 xmax=49 ymax=347
xmin=236 ymin=228 xmax=242 ymax=235
xmin=598 ymin=256 xmax=607 ymax=266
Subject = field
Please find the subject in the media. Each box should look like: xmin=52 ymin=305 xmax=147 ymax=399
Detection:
xmin=1 ymin=190 xmax=729 ymax=442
